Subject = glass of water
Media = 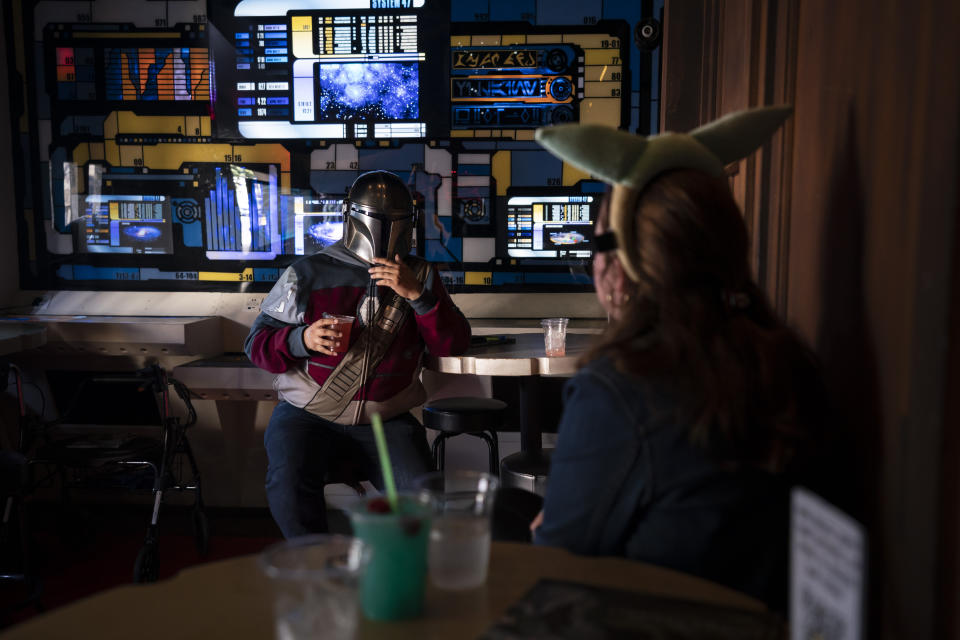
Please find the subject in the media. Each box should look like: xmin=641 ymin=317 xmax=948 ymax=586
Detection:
xmin=415 ymin=470 xmax=499 ymax=590
xmin=541 ymin=317 xmax=569 ymax=356
xmin=259 ymin=534 xmax=369 ymax=640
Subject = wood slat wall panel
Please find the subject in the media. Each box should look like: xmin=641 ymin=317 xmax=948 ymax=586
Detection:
xmin=662 ymin=1 xmax=960 ymax=636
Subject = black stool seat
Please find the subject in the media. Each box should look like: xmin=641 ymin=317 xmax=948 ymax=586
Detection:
xmin=422 ymin=397 xmax=507 ymax=432
xmin=422 ymin=397 xmax=506 ymax=475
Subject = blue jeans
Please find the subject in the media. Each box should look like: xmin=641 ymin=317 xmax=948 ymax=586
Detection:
xmin=264 ymin=402 xmax=433 ymax=538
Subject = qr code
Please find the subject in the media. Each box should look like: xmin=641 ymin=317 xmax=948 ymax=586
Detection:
xmin=800 ymin=587 xmax=847 ymax=640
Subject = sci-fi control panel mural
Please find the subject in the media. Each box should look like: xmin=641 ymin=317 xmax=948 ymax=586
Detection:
xmin=4 ymin=0 xmax=662 ymax=292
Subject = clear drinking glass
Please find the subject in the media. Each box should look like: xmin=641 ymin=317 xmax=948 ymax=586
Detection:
xmin=321 ymin=313 xmax=355 ymax=353
xmin=416 ymin=470 xmax=499 ymax=590
xmin=541 ymin=317 xmax=569 ymax=357
xmin=259 ymin=534 xmax=369 ymax=640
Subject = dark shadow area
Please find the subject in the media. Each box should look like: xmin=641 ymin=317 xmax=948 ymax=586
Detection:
xmin=814 ymin=105 xmax=883 ymax=632
xmin=0 ymin=502 xmax=282 ymax=630
xmin=491 ymin=376 xmax=567 ymax=434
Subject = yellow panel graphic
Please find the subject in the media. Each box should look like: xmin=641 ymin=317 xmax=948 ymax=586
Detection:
xmin=185 ymin=116 xmax=202 ymax=137
xmin=142 ymin=143 xmax=235 ymax=168
xmin=450 ymin=35 xmax=471 ymax=47
xmin=579 ymin=99 xmax=622 ymax=125
xmin=564 ymin=34 xmax=621 ymax=48
xmin=89 ymin=143 xmax=105 ymax=160
xmin=105 ymin=140 xmax=121 ymax=166
xmin=199 ymin=268 xmax=255 ymax=282
xmin=119 ymin=144 xmax=143 ymax=167
xmin=291 ymin=16 xmax=312 ymax=31
xmin=72 ymin=143 xmax=90 ymax=167
xmin=464 ymin=272 xmax=492 ymax=286
xmin=103 ymin=112 xmax=119 ymax=139
xmin=525 ymin=34 xmax=563 ymax=44
xmin=109 ymin=202 xmax=119 ymax=220
xmin=584 ymin=82 xmax=621 ymax=98
xmin=234 ymin=144 xmax=292 ymax=171
xmin=471 ymin=35 xmax=501 ymax=46
xmin=585 ymin=49 xmax=622 ymax=66
xmin=563 ymin=162 xmax=592 ymax=187
xmin=584 ymin=65 xmax=622 ymax=82
xmin=292 ymin=26 xmax=318 ymax=59
xmin=492 ymin=150 xmax=511 ymax=196
xmin=501 ymin=35 xmax=527 ymax=45
xmin=117 ymin=112 xmax=186 ymax=135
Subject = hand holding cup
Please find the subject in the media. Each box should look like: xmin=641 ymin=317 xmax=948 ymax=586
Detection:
xmin=303 ymin=316 xmax=343 ymax=355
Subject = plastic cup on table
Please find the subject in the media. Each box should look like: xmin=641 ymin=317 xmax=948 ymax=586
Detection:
xmin=322 ymin=313 xmax=354 ymax=353
xmin=541 ymin=317 xmax=569 ymax=357
xmin=347 ymin=493 xmax=433 ymax=621
xmin=259 ymin=534 xmax=369 ymax=640
xmin=415 ymin=470 xmax=499 ymax=590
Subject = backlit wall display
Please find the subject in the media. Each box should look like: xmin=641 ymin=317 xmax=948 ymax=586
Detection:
xmin=6 ymin=0 xmax=662 ymax=292
xmin=210 ymin=2 xmax=448 ymax=140
xmin=504 ymin=194 xmax=596 ymax=260
xmin=104 ymin=47 xmax=210 ymax=101
xmin=451 ymin=44 xmax=581 ymax=129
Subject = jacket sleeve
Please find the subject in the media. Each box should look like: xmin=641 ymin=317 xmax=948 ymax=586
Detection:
xmin=533 ymin=367 xmax=648 ymax=555
xmin=244 ymin=266 xmax=312 ymax=373
xmin=407 ymin=266 xmax=471 ymax=356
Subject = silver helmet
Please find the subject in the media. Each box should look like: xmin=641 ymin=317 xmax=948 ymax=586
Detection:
xmin=341 ymin=170 xmax=417 ymax=263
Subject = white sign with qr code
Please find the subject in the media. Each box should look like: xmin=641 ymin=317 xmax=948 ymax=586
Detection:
xmin=790 ymin=487 xmax=866 ymax=640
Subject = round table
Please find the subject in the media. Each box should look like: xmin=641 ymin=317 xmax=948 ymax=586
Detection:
xmin=426 ymin=332 xmax=594 ymax=493
xmin=427 ymin=332 xmax=593 ymax=377
xmin=2 ymin=542 xmax=767 ymax=639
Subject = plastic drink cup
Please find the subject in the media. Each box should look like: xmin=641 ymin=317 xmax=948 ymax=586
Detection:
xmin=416 ymin=470 xmax=499 ymax=590
xmin=348 ymin=493 xmax=432 ymax=621
xmin=541 ymin=317 xmax=569 ymax=357
xmin=322 ymin=313 xmax=354 ymax=353
xmin=259 ymin=535 xmax=369 ymax=640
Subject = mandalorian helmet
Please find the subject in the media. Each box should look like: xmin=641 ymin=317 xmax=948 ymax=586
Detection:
xmin=341 ymin=170 xmax=417 ymax=263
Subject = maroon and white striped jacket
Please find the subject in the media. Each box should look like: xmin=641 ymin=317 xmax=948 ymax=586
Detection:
xmin=244 ymin=242 xmax=471 ymax=423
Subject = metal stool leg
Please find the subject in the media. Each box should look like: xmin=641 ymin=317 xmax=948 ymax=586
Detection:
xmin=469 ymin=431 xmax=500 ymax=476
xmin=431 ymin=433 xmax=451 ymax=472
xmin=488 ymin=430 xmax=500 ymax=476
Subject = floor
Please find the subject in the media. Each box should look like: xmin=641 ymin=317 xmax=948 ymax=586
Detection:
xmin=0 ymin=499 xmax=304 ymax=630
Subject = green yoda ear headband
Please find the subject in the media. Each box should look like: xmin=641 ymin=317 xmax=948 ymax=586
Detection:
xmin=534 ymin=105 xmax=793 ymax=282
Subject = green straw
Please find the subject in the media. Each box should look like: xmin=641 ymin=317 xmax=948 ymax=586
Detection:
xmin=371 ymin=413 xmax=399 ymax=512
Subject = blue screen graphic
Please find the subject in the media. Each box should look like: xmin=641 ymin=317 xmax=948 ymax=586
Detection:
xmin=308 ymin=220 xmax=341 ymax=247
xmin=122 ymin=225 xmax=164 ymax=242
xmin=317 ymin=63 xmax=419 ymax=120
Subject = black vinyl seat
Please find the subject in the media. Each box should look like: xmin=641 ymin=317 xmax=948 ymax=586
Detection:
xmin=422 ymin=397 xmax=506 ymax=475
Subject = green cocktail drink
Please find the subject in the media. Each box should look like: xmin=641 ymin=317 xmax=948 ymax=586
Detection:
xmin=348 ymin=494 xmax=432 ymax=621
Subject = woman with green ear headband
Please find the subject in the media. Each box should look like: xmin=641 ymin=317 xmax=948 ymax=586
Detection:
xmin=529 ymin=107 xmax=827 ymax=611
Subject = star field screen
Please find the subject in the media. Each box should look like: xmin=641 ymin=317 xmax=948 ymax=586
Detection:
xmin=317 ymin=62 xmax=419 ymax=120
